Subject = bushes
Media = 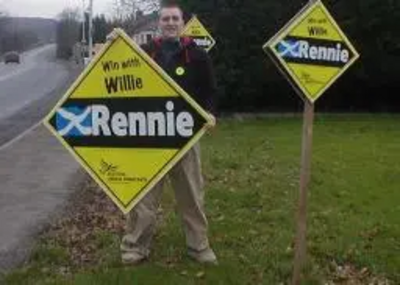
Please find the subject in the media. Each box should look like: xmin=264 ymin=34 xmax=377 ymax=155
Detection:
xmin=179 ymin=0 xmax=400 ymax=112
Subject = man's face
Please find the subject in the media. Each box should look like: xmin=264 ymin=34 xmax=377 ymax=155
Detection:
xmin=159 ymin=7 xmax=184 ymax=39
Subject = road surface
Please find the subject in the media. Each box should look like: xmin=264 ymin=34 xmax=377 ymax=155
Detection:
xmin=0 ymin=45 xmax=71 ymax=147
xmin=0 ymin=45 xmax=83 ymax=273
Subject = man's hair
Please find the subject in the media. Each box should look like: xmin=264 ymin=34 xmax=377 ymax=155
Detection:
xmin=159 ymin=1 xmax=184 ymax=15
xmin=160 ymin=0 xmax=181 ymax=9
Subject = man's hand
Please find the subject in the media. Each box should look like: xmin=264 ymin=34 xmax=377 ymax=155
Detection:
xmin=205 ymin=113 xmax=216 ymax=130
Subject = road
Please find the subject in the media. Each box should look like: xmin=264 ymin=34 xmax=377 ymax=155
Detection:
xmin=0 ymin=45 xmax=72 ymax=147
xmin=0 ymin=45 xmax=83 ymax=273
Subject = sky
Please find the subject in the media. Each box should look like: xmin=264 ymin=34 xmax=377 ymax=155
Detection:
xmin=0 ymin=0 xmax=112 ymax=19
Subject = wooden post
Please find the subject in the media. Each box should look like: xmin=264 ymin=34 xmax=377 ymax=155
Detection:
xmin=292 ymin=99 xmax=314 ymax=285
xmin=291 ymin=0 xmax=318 ymax=282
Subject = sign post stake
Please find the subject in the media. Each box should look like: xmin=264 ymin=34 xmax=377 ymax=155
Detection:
xmin=291 ymin=2 xmax=318 ymax=283
xmin=292 ymin=99 xmax=314 ymax=285
xmin=262 ymin=0 xmax=359 ymax=283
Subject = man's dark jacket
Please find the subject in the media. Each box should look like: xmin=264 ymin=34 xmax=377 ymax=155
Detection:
xmin=141 ymin=37 xmax=217 ymax=114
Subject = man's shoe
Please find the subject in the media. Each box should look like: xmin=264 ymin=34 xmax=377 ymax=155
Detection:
xmin=188 ymin=247 xmax=218 ymax=265
xmin=121 ymin=251 xmax=146 ymax=265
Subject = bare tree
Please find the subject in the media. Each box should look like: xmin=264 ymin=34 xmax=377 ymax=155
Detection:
xmin=56 ymin=8 xmax=81 ymax=59
xmin=0 ymin=9 xmax=8 ymax=36
xmin=111 ymin=0 xmax=133 ymax=22
xmin=0 ymin=9 xmax=39 ymax=54
xmin=0 ymin=11 xmax=6 ymax=53
xmin=112 ymin=0 xmax=159 ymax=21
xmin=108 ymin=0 xmax=159 ymax=36
xmin=133 ymin=0 xmax=160 ymax=14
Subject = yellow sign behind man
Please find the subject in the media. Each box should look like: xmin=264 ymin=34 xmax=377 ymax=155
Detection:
xmin=181 ymin=15 xmax=216 ymax=52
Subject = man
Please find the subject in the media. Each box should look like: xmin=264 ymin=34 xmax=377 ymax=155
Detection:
xmin=120 ymin=2 xmax=218 ymax=265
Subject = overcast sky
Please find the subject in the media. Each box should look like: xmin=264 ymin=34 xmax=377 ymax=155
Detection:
xmin=0 ymin=0 xmax=112 ymax=18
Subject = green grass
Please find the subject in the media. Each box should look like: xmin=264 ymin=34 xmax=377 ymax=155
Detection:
xmin=4 ymin=115 xmax=400 ymax=284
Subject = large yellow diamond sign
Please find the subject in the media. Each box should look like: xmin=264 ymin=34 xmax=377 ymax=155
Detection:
xmin=44 ymin=29 xmax=212 ymax=214
xmin=263 ymin=0 xmax=359 ymax=102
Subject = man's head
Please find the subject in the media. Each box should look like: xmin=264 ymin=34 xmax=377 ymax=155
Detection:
xmin=158 ymin=3 xmax=184 ymax=40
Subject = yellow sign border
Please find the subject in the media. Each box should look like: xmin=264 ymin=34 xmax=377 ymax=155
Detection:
xmin=263 ymin=0 xmax=360 ymax=103
xmin=181 ymin=15 xmax=216 ymax=52
xmin=43 ymin=28 xmax=213 ymax=214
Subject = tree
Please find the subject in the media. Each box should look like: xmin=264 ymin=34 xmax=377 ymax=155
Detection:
xmin=0 ymin=9 xmax=8 ymax=53
xmin=108 ymin=0 xmax=159 ymax=36
xmin=113 ymin=0 xmax=159 ymax=19
xmin=0 ymin=10 xmax=40 ymax=54
xmin=92 ymin=14 xmax=110 ymax=43
xmin=178 ymin=0 xmax=400 ymax=112
xmin=56 ymin=8 xmax=81 ymax=59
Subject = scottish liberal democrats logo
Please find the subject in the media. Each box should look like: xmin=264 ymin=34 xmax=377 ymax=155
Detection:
xmin=56 ymin=106 xmax=92 ymax=137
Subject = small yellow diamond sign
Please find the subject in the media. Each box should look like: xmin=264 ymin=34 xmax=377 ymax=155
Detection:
xmin=181 ymin=16 xmax=216 ymax=52
xmin=43 ymin=29 xmax=212 ymax=214
xmin=263 ymin=0 xmax=359 ymax=102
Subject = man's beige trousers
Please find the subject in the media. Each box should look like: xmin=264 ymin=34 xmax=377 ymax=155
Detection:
xmin=121 ymin=144 xmax=210 ymax=257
